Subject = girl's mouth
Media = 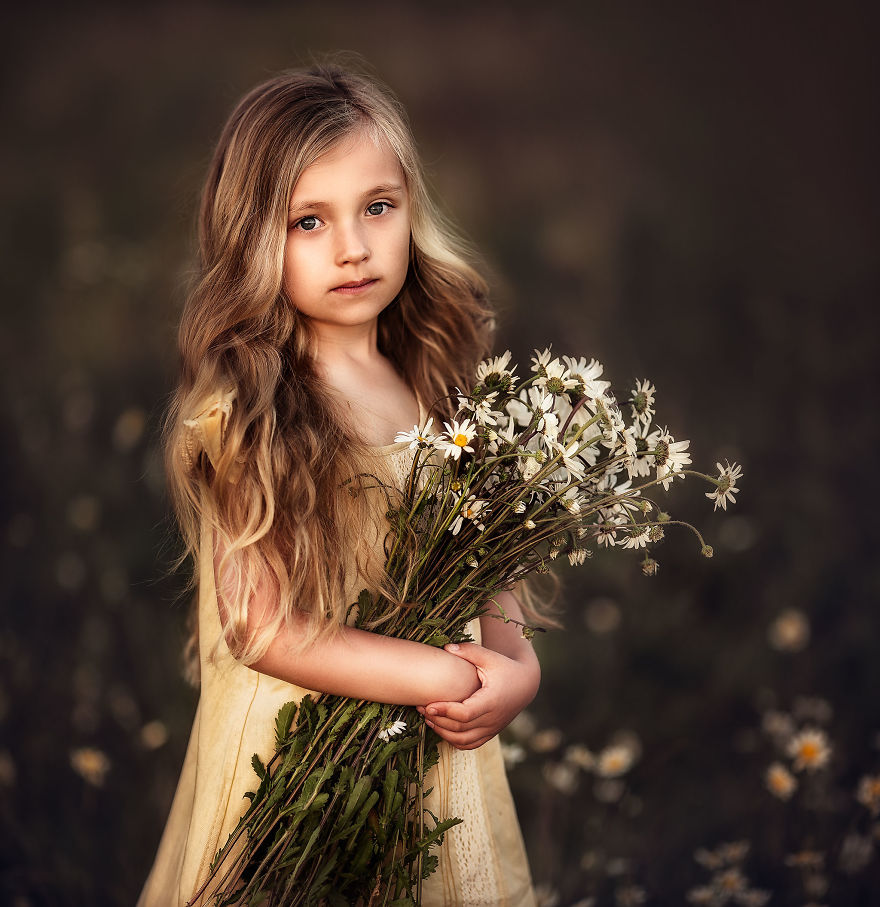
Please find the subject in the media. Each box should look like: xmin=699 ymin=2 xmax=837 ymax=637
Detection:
xmin=332 ymin=278 xmax=378 ymax=295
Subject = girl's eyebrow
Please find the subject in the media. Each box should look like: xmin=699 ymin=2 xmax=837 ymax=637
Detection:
xmin=289 ymin=183 xmax=405 ymax=215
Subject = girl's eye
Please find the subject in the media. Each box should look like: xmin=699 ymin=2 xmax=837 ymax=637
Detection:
xmin=366 ymin=201 xmax=391 ymax=216
xmin=294 ymin=215 xmax=321 ymax=232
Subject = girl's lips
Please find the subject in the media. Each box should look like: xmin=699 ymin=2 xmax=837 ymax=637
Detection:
xmin=332 ymin=278 xmax=378 ymax=295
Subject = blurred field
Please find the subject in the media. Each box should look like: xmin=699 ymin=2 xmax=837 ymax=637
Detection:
xmin=1 ymin=2 xmax=878 ymax=904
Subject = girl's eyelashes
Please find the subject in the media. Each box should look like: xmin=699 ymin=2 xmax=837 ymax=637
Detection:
xmin=293 ymin=214 xmax=322 ymax=232
xmin=366 ymin=200 xmax=393 ymax=216
xmin=289 ymin=201 xmax=394 ymax=232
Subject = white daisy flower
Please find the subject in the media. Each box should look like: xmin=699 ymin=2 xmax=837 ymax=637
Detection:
xmin=378 ymin=719 xmax=407 ymax=742
xmin=595 ymin=522 xmax=619 ymax=547
xmin=568 ymin=548 xmax=588 ymax=566
xmin=475 ymin=351 xmax=518 ymax=391
xmin=506 ymin=394 xmax=532 ymax=427
xmin=651 ymin=426 xmax=692 ymax=490
xmin=596 ymin=743 xmax=635 ymax=778
xmin=561 ymin=488 xmax=583 ymax=513
xmin=765 ymin=762 xmax=797 ymax=800
xmin=487 ymin=415 xmax=516 ymax=454
xmin=449 ymin=494 xmax=488 ymax=536
xmin=532 ymin=392 xmax=560 ymax=442
xmin=563 ymin=355 xmax=611 ymax=399
xmin=519 ymin=453 xmax=542 ymax=482
xmin=457 ymin=389 xmax=500 ymax=426
xmin=628 ymin=427 xmax=655 ymax=478
xmin=531 ymin=346 xmax=555 ymax=372
xmin=535 ymin=359 xmax=579 ymax=396
xmin=787 ymin=727 xmax=831 ymax=772
xmin=629 ymin=379 xmax=656 ymax=427
xmin=438 ymin=418 xmax=477 ymax=460
xmin=620 ymin=525 xmax=650 ymax=549
xmin=394 ymin=417 xmax=436 ymax=450
xmin=550 ymin=439 xmax=587 ymax=481
xmin=706 ymin=460 xmax=743 ymax=511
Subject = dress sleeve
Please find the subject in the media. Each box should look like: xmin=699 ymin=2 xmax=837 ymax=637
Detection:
xmin=181 ymin=386 xmax=242 ymax=481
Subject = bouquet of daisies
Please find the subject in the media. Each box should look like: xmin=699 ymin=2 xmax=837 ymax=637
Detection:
xmin=189 ymin=349 xmax=741 ymax=906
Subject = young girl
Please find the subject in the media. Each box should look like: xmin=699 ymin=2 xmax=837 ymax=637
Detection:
xmin=139 ymin=64 xmax=545 ymax=907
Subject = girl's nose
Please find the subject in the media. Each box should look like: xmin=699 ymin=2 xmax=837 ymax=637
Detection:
xmin=336 ymin=221 xmax=370 ymax=266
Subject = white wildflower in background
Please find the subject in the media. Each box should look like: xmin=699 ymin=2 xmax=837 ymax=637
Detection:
xmin=765 ymin=762 xmax=798 ymax=800
xmin=378 ymin=719 xmax=407 ymax=742
xmin=593 ymin=778 xmax=626 ymax=803
xmin=500 ymin=742 xmax=527 ymax=769
xmin=705 ymin=460 xmax=743 ymax=511
xmin=615 ymin=885 xmax=647 ymax=907
xmin=784 ymin=850 xmax=825 ymax=870
xmin=507 ymin=710 xmax=538 ymax=740
xmin=689 ymin=840 xmax=769 ymax=907
xmin=584 ymin=597 xmax=622 ymax=634
xmin=70 ymin=747 xmax=111 ymax=787
xmin=563 ymin=743 xmax=596 ymax=771
xmin=596 ymin=744 xmax=636 ymax=778
xmin=534 ymin=881 xmax=560 ymax=907
xmin=438 ymin=418 xmax=476 ymax=460
xmin=139 ymin=720 xmax=169 ymax=750
xmin=530 ymin=727 xmax=564 ymax=753
xmin=768 ymin=608 xmax=811 ymax=652
xmin=394 ymin=417 xmax=436 ymax=450
xmin=629 ymin=379 xmax=656 ymax=427
xmin=838 ymin=831 xmax=875 ymax=874
xmin=787 ymin=727 xmax=831 ymax=772
xmin=761 ymin=709 xmax=796 ymax=744
xmin=542 ymin=760 xmax=579 ymax=794
xmin=856 ymin=774 xmax=880 ymax=816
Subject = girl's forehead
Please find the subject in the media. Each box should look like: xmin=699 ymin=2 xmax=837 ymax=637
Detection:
xmin=291 ymin=128 xmax=406 ymax=202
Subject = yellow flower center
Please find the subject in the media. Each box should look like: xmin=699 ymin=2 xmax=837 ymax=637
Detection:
xmin=800 ymin=742 xmax=819 ymax=762
xmin=454 ymin=433 xmax=469 ymax=446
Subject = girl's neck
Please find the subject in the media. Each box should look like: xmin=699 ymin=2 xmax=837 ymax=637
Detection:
xmin=310 ymin=319 xmax=380 ymax=372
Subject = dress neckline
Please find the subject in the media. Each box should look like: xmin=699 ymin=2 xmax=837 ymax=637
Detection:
xmin=367 ymin=396 xmax=428 ymax=454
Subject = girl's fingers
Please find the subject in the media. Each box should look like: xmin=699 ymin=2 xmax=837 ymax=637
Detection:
xmin=427 ymin=701 xmax=486 ymax=723
xmin=429 ymin=724 xmax=492 ymax=749
xmin=426 ymin=715 xmax=491 ymax=737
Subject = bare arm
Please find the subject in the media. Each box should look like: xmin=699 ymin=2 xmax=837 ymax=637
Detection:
xmin=214 ymin=546 xmax=480 ymax=707
xmin=416 ymin=589 xmax=542 ymax=750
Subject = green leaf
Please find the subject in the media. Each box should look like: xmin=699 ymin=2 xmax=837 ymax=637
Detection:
xmin=251 ymin=754 xmax=267 ymax=781
xmin=343 ymin=774 xmax=373 ymax=819
xmin=274 ymin=700 xmax=299 ymax=747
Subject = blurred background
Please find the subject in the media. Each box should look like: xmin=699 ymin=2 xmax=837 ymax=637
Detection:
xmin=2 ymin=2 xmax=878 ymax=904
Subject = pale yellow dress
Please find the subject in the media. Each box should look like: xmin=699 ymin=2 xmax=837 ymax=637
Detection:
xmin=138 ymin=389 xmax=536 ymax=907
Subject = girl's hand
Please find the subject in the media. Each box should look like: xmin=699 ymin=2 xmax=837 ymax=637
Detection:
xmin=415 ymin=642 xmax=540 ymax=750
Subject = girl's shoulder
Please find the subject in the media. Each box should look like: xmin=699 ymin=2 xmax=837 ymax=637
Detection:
xmin=180 ymin=384 xmax=241 ymax=480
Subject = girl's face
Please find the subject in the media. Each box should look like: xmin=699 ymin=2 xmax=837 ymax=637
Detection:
xmin=283 ymin=128 xmax=411 ymax=340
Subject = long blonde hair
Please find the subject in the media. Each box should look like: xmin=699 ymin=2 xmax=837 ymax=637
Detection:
xmin=165 ymin=64 xmax=499 ymax=672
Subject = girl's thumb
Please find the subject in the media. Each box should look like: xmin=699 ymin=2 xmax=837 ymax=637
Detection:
xmin=444 ymin=642 xmax=488 ymax=663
